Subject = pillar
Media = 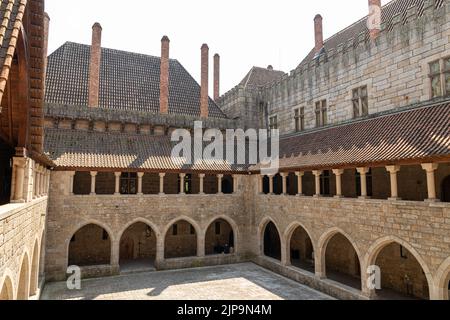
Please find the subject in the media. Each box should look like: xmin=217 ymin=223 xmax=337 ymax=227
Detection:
xmin=159 ymin=173 xmax=165 ymax=195
xmin=421 ymin=163 xmax=439 ymax=201
xmin=269 ymin=175 xmax=274 ymax=195
xmin=295 ymin=172 xmax=304 ymax=196
xmin=312 ymin=170 xmax=323 ymax=197
xmin=12 ymin=157 xmax=26 ymax=203
xmin=114 ymin=172 xmax=121 ymax=195
xmin=332 ymin=169 xmax=344 ymax=198
xmin=40 ymin=168 xmax=45 ymax=196
xmin=35 ymin=165 xmax=41 ymax=198
xmin=357 ymin=167 xmax=370 ymax=199
xmin=217 ymin=174 xmax=223 ymax=194
xmin=90 ymin=171 xmax=97 ymax=195
xmin=155 ymin=234 xmax=165 ymax=266
xmin=137 ymin=172 xmax=144 ymax=195
xmin=179 ymin=173 xmax=186 ymax=194
xmin=233 ymin=175 xmax=238 ymax=194
xmin=199 ymin=174 xmax=205 ymax=194
xmin=258 ymin=175 xmax=264 ymax=194
xmin=386 ymin=165 xmax=401 ymax=200
xmin=68 ymin=171 xmax=75 ymax=195
xmin=281 ymin=173 xmax=287 ymax=195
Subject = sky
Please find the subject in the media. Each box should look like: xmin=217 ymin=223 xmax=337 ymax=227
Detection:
xmin=45 ymin=0 xmax=390 ymax=95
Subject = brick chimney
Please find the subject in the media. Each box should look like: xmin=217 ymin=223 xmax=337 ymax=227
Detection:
xmin=314 ymin=14 xmax=323 ymax=55
xmin=368 ymin=0 xmax=382 ymax=40
xmin=213 ymin=53 xmax=220 ymax=101
xmin=200 ymin=44 xmax=209 ymax=118
xmin=160 ymin=36 xmax=170 ymax=114
xmin=88 ymin=23 xmax=102 ymax=108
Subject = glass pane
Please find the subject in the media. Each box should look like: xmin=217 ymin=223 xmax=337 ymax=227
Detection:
xmin=430 ymin=61 xmax=440 ymax=74
xmin=129 ymin=180 xmax=137 ymax=194
xmin=431 ymin=76 xmax=442 ymax=97
xmin=353 ymin=100 xmax=360 ymax=118
xmin=300 ymin=107 xmax=305 ymax=116
xmin=322 ymin=109 xmax=328 ymax=126
xmin=353 ymin=89 xmax=359 ymax=99
xmin=361 ymin=97 xmax=369 ymax=115
xmin=445 ymin=58 xmax=450 ymax=71
xmin=361 ymin=86 xmax=367 ymax=97
xmin=316 ymin=114 xmax=321 ymax=127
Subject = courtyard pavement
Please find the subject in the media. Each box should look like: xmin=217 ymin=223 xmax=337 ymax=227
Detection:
xmin=41 ymin=263 xmax=334 ymax=300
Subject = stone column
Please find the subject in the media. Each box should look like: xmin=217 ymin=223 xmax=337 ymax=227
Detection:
xmin=114 ymin=172 xmax=121 ymax=195
xmin=295 ymin=172 xmax=304 ymax=196
xmin=312 ymin=170 xmax=323 ymax=198
xmin=332 ymin=169 xmax=344 ymax=198
xmin=90 ymin=171 xmax=97 ymax=195
xmin=35 ymin=165 xmax=41 ymax=198
xmin=44 ymin=169 xmax=49 ymax=195
xmin=179 ymin=173 xmax=186 ymax=194
xmin=159 ymin=173 xmax=165 ymax=195
xmin=421 ymin=163 xmax=439 ymax=201
xmin=217 ymin=174 xmax=223 ymax=194
xmin=199 ymin=174 xmax=205 ymax=194
xmin=386 ymin=165 xmax=401 ymax=200
xmin=68 ymin=171 xmax=75 ymax=195
xmin=232 ymin=175 xmax=238 ymax=194
xmin=12 ymin=157 xmax=26 ymax=203
xmin=137 ymin=172 xmax=144 ymax=195
xmin=197 ymin=233 xmax=206 ymax=257
xmin=281 ymin=173 xmax=287 ymax=195
xmin=155 ymin=235 xmax=165 ymax=267
xmin=258 ymin=175 xmax=264 ymax=194
xmin=357 ymin=167 xmax=370 ymax=199
xmin=268 ymin=175 xmax=274 ymax=195
xmin=40 ymin=168 xmax=45 ymax=196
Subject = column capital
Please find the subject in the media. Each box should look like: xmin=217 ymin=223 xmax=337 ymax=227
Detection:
xmin=357 ymin=167 xmax=370 ymax=175
xmin=13 ymin=156 xmax=27 ymax=168
xmin=68 ymin=171 xmax=76 ymax=177
xmin=312 ymin=170 xmax=323 ymax=177
xmin=114 ymin=171 xmax=122 ymax=177
xmin=179 ymin=173 xmax=186 ymax=178
xmin=137 ymin=172 xmax=144 ymax=178
xmin=295 ymin=171 xmax=304 ymax=177
xmin=159 ymin=172 xmax=166 ymax=178
xmin=217 ymin=174 xmax=224 ymax=179
xmin=421 ymin=163 xmax=439 ymax=172
xmin=280 ymin=172 xmax=288 ymax=177
xmin=198 ymin=174 xmax=205 ymax=179
xmin=386 ymin=165 xmax=401 ymax=174
xmin=332 ymin=169 xmax=345 ymax=176
xmin=90 ymin=171 xmax=98 ymax=177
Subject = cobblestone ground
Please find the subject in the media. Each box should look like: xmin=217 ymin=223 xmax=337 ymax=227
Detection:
xmin=41 ymin=263 xmax=334 ymax=300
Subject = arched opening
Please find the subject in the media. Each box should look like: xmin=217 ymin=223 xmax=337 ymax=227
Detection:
xmin=263 ymin=221 xmax=281 ymax=261
xmin=324 ymin=233 xmax=361 ymax=290
xmin=29 ymin=240 xmax=40 ymax=296
xmin=68 ymin=224 xmax=111 ymax=266
xmin=273 ymin=174 xmax=282 ymax=195
xmin=289 ymin=226 xmax=314 ymax=273
xmin=17 ymin=253 xmax=30 ymax=300
xmin=205 ymin=219 xmax=235 ymax=255
xmin=374 ymin=243 xmax=430 ymax=300
xmin=441 ymin=176 xmax=450 ymax=202
xmin=164 ymin=220 xmax=197 ymax=259
xmin=262 ymin=176 xmax=270 ymax=194
xmin=0 ymin=276 xmax=14 ymax=300
xmin=119 ymin=222 xmax=157 ymax=273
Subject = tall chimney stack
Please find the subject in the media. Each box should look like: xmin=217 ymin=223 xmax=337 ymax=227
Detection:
xmin=160 ymin=36 xmax=170 ymax=114
xmin=368 ymin=0 xmax=382 ymax=40
xmin=88 ymin=22 xmax=102 ymax=108
xmin=200 ymin=44 xmax=209 ymax=118
xmin=314 ymin=14 xmax=324 ymax=55
xmin=213 ymin=53 xmax=220 ymax=101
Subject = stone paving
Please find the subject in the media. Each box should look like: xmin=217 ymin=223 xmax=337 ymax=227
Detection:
xmin=41 ymin=263 xmax=334 ymax=300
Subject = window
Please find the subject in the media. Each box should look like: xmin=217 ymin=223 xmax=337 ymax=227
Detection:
xmin=315 ymin=100 xmax=327 ymax=128
xmin=269 ymin=115 xmax=278 ymax=130
xmin=429 ymin=57 xmax=450 ymax=98
xmin=120 ymin=172 xmax=137 ymax=194
xmin=352 ymin=86 xmax=369 ymax=118
xmin=215 ymin=222 xmax=221 ymax=235
xmin=320 ymin=170 xmax=331 ymax=196
xmin=294 ymin=107 xmax=305 ymax=132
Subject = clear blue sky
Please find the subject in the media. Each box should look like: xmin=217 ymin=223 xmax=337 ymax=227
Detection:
xmin=45 ymin=0 xmax=390 ymax=95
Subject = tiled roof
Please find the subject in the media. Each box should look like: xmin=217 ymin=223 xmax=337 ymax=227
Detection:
xmin=0 ymin=0 xmax=26 ymax=103
xmin=297 ymin=0 xmax=442 ymax=69
xmin=239 ymin=66 xmax=286 ymax=89
xmin=272 ymin=100 xmax=450 ymax=171
xmin=44 ymin=128 xmax=249 ymax=172
xmin=45 ymin=42 xmax=227 ymax=119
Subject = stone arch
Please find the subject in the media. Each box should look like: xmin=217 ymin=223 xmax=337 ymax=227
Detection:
xmin=318 ymin=227 xmax=363 ymax=290
xmin=364 ymin=236 xmax=433 ymax=300
xmin=284 ymin=221 xmax=316 ymax=273
xmin=29 ymin=238 xmax=40 ymax=296
xmin=163 ymin=216 xmax=201 ymax=259
xmin=67 ymin=222 xmax=113 ymax=267
xmin=435 ymin=256 xmax=450 ymax=300
xmin=0 ymin=269 xmax=15 ymax=300
xmin=258 ymin=217 xmax=282 ymax=261
xmin=118 ymin=219 xmax=159 ymax=271
xmin=204 ymin=216 xmax=239 ymax=255
xmin=17 ymin=251 xmax=30 ymax=300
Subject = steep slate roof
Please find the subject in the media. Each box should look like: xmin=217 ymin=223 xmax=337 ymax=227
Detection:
xmin=0 ymin=0 xmax=26 ymax=103
xmin=239 ymin=66 xmax=286 ymax=89
xmin=44 ymin=128 xmax=249 ymax=172
xmin=297 ymin=0 xmax=441 ymax=69
xmin=45 ymin=42 xmax=227 ymax=119
xmin=271 ymin=100 xmax=450 ymax=171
